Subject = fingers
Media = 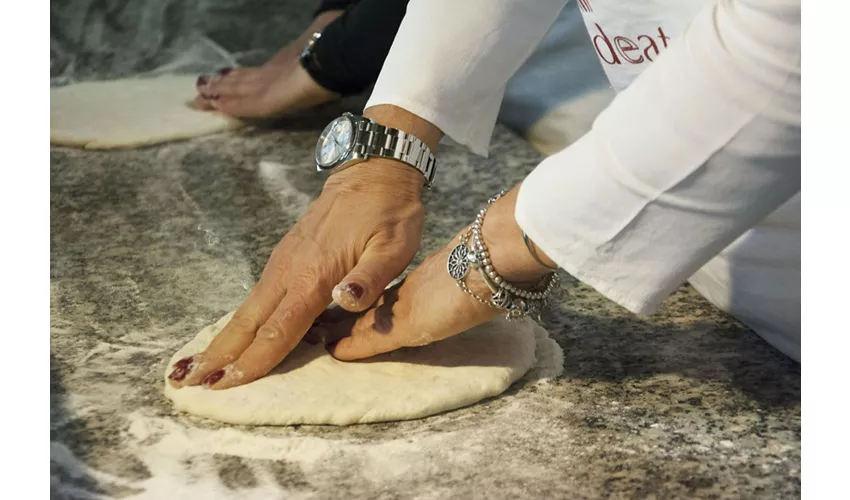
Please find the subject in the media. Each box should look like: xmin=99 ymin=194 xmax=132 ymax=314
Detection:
xmin=167 ymin=309 xmax=260 ymax=388
xmin=193 ymin=94 xmax=215 ymax=111
xmin=332 ymin=244 xmax=411 ymax=313
xmin=168 ymin=244 xmax=293 ymax=388
xmin=205 ymin=276 xmax=336 ymax=390
xmin=324 ymin=308 xmax=405 ymax=361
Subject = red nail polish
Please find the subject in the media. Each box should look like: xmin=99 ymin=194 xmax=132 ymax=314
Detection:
xmin=172 ymin=356 xmax=193 ymax=370
xmin=196 ymin=75 xmax=209 ymax=86
xmin=202 ymin=369 xmax=225 ymax=386
xmin=346 ymin=283 xmax=364 ymax=300
xmin=218 ymin=67 xmax=232 ymax=76
xmin=168 ymin=367 xmax=188 ymax=381
xmin=210 ymin=94 xmax=220 ymax=101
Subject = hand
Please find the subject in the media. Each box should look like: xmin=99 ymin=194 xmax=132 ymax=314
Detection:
xmin=168 ymin=158 xmax=426 ymax=390
xmin=315 ymin=186 xmax=559 ymax=360
xmin=193 ymin=10 xmax=342 ymax=118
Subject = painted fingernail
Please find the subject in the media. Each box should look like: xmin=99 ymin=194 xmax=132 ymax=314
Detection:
xmin=344 ymin=283 xmax=364 ymax=300
xmin=202 ymin=369 xmax=225 ymax=387
xmin=196 ymin=75 xmax=209 ymax=86
xmin=201 ymin=368 xmax=224 ymax=387
xmin=172 ymin=356 xmax=193 ymax=370
xmin=218 ymin=67 xmax=233 ymax=76
xmin=169 ymin=366 xmax=189 ymax=381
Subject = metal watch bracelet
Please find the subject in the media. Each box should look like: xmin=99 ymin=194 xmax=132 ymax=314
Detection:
xmin=353 ymin=118 xmax=437 ymax=188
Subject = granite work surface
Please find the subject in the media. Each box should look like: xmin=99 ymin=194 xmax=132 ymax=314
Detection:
xmin=50 ymin=116 xmax=800 ymax=499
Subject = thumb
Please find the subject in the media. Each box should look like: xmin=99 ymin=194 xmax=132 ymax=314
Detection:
xmin=332 ymin=245 xmax=409 ymax=312
xmin=324 ymin=305 xmax=406 ymax=361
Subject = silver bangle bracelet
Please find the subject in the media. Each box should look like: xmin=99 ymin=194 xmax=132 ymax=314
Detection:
xmin=521 ymin=231 xmax=559 ymax=271
xmin=447 ymin=190 xmax=559 ymax=321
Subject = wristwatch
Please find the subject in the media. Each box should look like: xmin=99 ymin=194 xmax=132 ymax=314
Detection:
xmin=315 ymin=112 xmax=437 ymax=188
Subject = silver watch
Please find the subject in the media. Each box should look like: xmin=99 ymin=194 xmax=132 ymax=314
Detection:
xmin=315 ymin=113 xmax=436 ymax=188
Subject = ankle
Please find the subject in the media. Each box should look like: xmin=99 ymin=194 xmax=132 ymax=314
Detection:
xmin=291 ymin=64 xmax=340 ymax=106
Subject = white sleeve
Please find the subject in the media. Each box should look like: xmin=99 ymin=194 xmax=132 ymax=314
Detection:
xmin=365 ymin=0 xmax=568 ymax=157
xmin=515 ymin=0 xmax=801 ymax=314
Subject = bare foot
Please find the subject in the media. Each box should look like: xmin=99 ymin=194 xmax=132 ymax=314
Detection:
xmin=194 ymin=10 xmax=343 ymax=119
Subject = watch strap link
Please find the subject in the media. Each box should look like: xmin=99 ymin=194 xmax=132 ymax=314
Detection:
xmin=353 ymin=119 xmax=437 ymax=188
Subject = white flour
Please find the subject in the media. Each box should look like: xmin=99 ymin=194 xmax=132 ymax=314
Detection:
xmin=52 ymin=328 xmax=563 ymax=499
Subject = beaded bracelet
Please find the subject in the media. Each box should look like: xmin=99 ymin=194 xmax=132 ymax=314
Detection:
xmin=447 ymin=190 xmax=559 ymax=321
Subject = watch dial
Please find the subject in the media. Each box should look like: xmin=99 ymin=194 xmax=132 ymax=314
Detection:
xmin=316 ymin=117 xmax=354 ymax=167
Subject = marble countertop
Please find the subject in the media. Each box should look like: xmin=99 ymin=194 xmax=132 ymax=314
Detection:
xmin=50 ymin=109 xmax=800 ymax=498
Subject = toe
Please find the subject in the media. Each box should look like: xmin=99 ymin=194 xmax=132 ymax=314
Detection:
xmin=209 ymin=94 xmax=276 ymax=118
xmin=205 ymin=69 xmax=257 ymax=98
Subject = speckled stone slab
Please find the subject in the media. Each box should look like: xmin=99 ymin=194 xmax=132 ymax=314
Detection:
xmin=51 ymin=0 xmax=799 ymax=496
xmin=51 ymin=120 xmax=799 ymax=499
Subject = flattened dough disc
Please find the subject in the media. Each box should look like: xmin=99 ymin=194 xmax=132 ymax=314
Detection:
xmin=164 ymin=312 xmax=539 ymax=426
xmin=51 ymin=75 xmax=241 ymax=149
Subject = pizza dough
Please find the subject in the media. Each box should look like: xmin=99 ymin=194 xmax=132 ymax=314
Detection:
xmin=51 ymin=75 xmax=241 ymax=149
xmin=164 ymin=311 xmax=540 ymax=426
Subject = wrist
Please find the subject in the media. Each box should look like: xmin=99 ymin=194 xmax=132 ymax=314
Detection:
xmin=292 ymin=63 xmax=340 ymax=104
xmin=363 ymin=105 xmax=442 ymax=153
xmin=479 ymin=187 xmax=556 ymax=284
xmin=324 ymin=157 xmax=425 ymax=198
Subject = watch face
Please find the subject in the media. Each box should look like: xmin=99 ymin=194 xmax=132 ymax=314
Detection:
xmin=316 ymin=116 xmax=355 ymax=169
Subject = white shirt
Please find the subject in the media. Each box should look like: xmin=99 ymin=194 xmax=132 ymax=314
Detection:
xmin=365 ymin=0 xmax=801 ymax=361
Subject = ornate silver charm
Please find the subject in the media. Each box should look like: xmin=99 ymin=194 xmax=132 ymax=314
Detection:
xmin=447 ymin=243 xmax=471 ymax=280
xmin=446 ymin=189 xmax=558 ymax=323
xmin=491 ymin=289 xmax=511 ymax=309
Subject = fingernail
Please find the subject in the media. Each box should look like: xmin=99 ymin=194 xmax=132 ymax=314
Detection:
xmin=218 ymin=67 xmax=233 ymax=76
xmin=168 ymin=356 xmax=194 ymax=381
xmin=172 ymin=356 xmax=193 ymax=370
xmin=209 ymin=94 xmax=220 ymax=101
xmin=202 ymin=369 xmax=225 ymax=387
xmin=168 ymin=366 xmax=189 ymax=381
xmin=196 ymin=75 xmax=209 ymax=86
xmin=344 ymin=283 xmax=364 ymax=300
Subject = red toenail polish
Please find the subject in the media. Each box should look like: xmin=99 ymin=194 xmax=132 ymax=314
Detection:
xmin=202 ymin=369 xmax=225 ymax=386
xmin=218 ymin=67 xmax=232 ymax=76
xmin=197 ymin=75 xmax=209 ymax=86
xmin=172 ymin=356 xmax=193 ymax=370
xmin=346 ymin=283 xmax=364 ymax=300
